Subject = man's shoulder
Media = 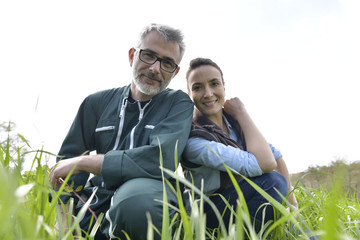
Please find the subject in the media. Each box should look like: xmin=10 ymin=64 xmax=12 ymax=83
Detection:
xmin=87 ymin=85 xmax=130 ymax=101
xmin=156 ymin=88 xmax=191 ymax=101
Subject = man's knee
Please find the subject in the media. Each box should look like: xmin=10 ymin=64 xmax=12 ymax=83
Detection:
xmin=102 ymin=178 xmax=177 ymax=239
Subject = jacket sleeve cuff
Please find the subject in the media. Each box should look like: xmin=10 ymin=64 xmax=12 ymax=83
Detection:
xmin=101 ymin=150 xmax=124 ymax=189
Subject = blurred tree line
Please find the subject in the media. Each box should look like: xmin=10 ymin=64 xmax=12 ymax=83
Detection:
xmin=291 ymin=159 xmax=360 ymax=197
xmin=0 ymin=121 xmax=29 ymax=170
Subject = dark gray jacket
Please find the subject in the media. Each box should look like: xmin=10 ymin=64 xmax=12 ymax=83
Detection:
xmin=57 ymin=84 xmax=193 ymax=203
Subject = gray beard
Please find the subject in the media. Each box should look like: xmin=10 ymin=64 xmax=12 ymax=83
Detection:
xmin=133 ymin=71 xmax=168 ymax=96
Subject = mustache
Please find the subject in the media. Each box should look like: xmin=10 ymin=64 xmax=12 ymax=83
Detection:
xmin=137 ymin=70 xmax=163 ymax=82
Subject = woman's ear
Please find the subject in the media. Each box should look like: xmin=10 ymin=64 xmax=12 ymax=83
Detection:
xmin=187 ymin=84 xmax=191 ymax=97
xmin=128 ymin=48 xmax=136 ymax=66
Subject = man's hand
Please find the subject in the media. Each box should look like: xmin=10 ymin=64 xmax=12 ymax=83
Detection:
xmin=49 ymin=157 xmax=82 ymax=189
xmin=49 ymin=154 xmax=104 ymax=189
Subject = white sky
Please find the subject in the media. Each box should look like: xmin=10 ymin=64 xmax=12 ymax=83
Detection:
xmin=1 ymin=0 xmax=359 ymax=173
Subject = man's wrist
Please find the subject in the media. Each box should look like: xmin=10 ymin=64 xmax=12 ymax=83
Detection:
xmin=79 ymin=154 xmax=104 ymax=176
xmin=76 ymin=155 xmax=85 ymax=173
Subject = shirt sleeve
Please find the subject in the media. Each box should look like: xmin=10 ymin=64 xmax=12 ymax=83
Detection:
xmin=183 ymin=137 xmax=264 ymax=177
xmin=269 ymin=143 xmax=282 ymax=160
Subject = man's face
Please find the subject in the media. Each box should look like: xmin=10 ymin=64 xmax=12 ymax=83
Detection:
xmin=129 ymin=31 xmax=181 ymax=100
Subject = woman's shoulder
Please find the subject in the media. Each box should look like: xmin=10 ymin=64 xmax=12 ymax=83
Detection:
xmin=190 ymin=123 xmax=221 ymax=142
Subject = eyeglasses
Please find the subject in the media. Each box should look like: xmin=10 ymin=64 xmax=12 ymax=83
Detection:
xmin=136 ymin=48 xmax=178 ymax=73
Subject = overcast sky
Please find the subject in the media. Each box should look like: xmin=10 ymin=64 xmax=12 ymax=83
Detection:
xmin=1 ymin=0 xmax=359 ymax=173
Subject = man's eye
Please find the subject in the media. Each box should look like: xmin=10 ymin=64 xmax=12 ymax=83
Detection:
xmin=143 ymin=52 xmax=155 ymax=58
xmin=162 ymin=60 xmax=176 ymax=68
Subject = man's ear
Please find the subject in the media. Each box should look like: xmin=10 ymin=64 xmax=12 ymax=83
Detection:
xmin=128 ymin=48 xmax=136 ymax=66
xmin=174 ymin=66 xmax=180 ymax=76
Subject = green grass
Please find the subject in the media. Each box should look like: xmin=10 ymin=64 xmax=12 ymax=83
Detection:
xmin=1 ymin=131 xmax=360 ymax=239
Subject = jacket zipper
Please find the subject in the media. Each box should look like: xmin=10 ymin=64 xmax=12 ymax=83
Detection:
xmin=112 ymin=98 xmax=128 ymax=150
xmin=129 ymin=100 xmax=151 ymax=149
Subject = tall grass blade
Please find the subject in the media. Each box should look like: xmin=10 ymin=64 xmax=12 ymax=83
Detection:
xmin=157 ymin=137 xmax=170 ymax=240
xmin=322 ymin=167 xmax=346 ymax=240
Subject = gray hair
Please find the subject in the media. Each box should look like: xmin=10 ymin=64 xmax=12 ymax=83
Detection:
xmin=136 ymin=23 xmax=185 ymax=62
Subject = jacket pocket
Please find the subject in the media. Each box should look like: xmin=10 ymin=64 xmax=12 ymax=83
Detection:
xmin=95 ymin=126 xmax=115 ymax=132
xmin=95 ymin=125 xmax=115 ymax=152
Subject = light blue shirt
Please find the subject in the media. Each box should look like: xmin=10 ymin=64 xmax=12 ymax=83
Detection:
xmin=183 ymin=116 xmax=282 ymax=177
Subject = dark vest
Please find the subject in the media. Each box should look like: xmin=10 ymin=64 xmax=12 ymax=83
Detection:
xmin=182 ymin=109 xmax=247 ymax=191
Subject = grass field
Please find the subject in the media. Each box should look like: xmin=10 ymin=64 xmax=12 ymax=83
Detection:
xmin=1 ymin=127 xmax=360 ymax=239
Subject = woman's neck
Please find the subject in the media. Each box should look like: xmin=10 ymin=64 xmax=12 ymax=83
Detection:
xmin=207 ymin=113 xmax=221 ymax=126
xmin=193 ymin=108 xmax=230 ymax=135
xmin=208 ymin=113 xmax=229 ymax=135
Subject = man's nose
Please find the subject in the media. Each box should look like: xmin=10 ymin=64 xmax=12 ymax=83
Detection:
xmin=149 ymin=60 xmax=161 ymax=73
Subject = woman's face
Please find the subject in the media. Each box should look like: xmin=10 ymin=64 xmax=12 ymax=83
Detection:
xmin=187 ymin=65 xmax=225 ymax=121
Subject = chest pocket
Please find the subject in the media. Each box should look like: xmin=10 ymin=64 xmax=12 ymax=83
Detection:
xmin=95 ymin=125 xmax=116 ymax=152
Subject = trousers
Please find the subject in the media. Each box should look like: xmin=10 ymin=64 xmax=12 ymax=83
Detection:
xmin=203 ymin=171 xmax=288 ymax=231
xmin=76 ymin=177 xmax=177 ymax=240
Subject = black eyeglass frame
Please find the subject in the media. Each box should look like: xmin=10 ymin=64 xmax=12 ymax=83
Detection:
xmin=135 ymin=48 xmax=179 ymax=73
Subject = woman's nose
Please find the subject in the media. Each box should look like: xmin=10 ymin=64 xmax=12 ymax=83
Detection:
xmin=203 ymin=86 xmax=213 ymax=97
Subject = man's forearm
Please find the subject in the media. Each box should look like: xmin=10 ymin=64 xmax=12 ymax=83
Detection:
xmin=275 ymin=157 xmax=298 ymax=208
xmin=79 ymin=154 xmax=104 ymax=176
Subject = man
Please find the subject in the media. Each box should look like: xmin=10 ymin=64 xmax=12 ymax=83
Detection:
xmin=49 ymin=23 xmax=194 ymax=240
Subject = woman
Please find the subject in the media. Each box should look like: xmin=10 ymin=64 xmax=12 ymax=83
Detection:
xmin=182 ymin=58 xmax=297 ymax=231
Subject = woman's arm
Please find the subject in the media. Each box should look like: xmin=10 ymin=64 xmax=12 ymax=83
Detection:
xmin=275 ymin=157 xmax=298 ymax=209
xmin=224 ymin=97 xmax=277 ymax=173
xmin=183 ymin=137 xmax=264 ymax=177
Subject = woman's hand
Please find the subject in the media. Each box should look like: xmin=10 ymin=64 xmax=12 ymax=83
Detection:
xmin=223 ymin=97 xmax=245 ymax=118
xmin=288 ymin=186 xmax=299 ymax=209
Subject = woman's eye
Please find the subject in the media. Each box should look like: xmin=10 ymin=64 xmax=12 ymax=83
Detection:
xmin=192 ymin=86 xmax=201 ymax=91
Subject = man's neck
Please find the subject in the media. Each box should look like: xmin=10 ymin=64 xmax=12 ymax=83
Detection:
xmin=130 ymin=83 xmax=153 ymax=102
xmin=128 ymin=92 xmax=151 ymax=107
